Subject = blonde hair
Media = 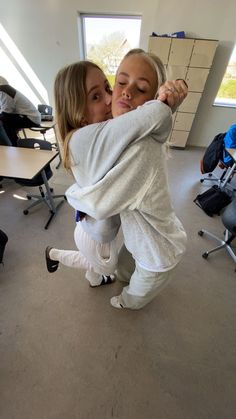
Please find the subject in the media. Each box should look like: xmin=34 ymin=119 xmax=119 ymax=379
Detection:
xmin=54 ymin=61 xmax=102 ymax=169
xmin=123 ymin=49 xmax=171 ymax=154
xmin=122 ymin=48 xmax=166 ymax=96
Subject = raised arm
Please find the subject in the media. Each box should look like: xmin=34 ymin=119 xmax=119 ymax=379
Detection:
xmin=70 ymin=100 xmax=172 ymax=184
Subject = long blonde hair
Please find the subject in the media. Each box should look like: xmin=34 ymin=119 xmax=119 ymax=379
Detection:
xmin=54 ymin=61 xmax=102 ymax=169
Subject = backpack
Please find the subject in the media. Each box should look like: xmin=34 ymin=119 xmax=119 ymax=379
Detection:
xmin=194 ymin=185 xmax=232 ymax=217
xmin=200 ymin=132 xmax=226 ymax=174
xmin=0 ymin=229 xmax=8 ymax=264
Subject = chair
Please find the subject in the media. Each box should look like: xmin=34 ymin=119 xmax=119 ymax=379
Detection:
xmin=198 ymin=197 xmax=236 ymax=271
xmin=0 ymin=121 xmax=12 ymax=146
xmin=200 ymin=130 xmax=236 ymax=190
xmin=21 ymin=122 xmax=62 ymax=169
xmin=16 ymin=138 xmax=65 ymax=229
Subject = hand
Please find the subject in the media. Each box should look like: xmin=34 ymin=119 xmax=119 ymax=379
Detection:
xmin=157 ymin=79 xmax=188 ymax=113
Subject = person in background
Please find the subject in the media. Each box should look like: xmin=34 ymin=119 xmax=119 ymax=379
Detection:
xmin=0 ymin=76 xmax=41 ymax=146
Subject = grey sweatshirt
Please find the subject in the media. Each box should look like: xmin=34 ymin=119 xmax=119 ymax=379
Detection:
xmin=67 ymin=100 xmax=187 ymax=271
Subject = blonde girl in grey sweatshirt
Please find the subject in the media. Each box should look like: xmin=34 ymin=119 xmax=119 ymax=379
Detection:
xmin=66 ymin=50 xmax=187 ymax=309
xmin=47 ymin=51 xmax=187 ymax=294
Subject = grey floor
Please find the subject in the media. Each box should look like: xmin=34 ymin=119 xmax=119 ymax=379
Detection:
xmin=0 ymin=147 xmax=236 ymax=419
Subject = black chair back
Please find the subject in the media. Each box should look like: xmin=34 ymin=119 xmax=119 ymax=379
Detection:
xmin=222 ymin=198 xmax=236 ymax=235
xmin=16 ymin=138 xmax=53 ymax=186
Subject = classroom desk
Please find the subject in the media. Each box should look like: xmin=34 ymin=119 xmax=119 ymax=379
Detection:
xmin=221 ymin=148 xmax=236 ymax=188
xmin=0 ymin=145 xmax=64 ymax=229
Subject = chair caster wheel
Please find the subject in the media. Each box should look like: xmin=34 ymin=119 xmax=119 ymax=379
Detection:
xmin=26 ymin=195 xmax=32 ymax=200
xmin=50 ymin=188 xmax=53 ymax=193
xmin=64 ymin=195 xmax=67 ymax=201
xmin=198 ymin=230 xmax=204 ymax=236
xmin=200 ymin=179 xmax=204 ymax=183
xmin=23 ymin=210 xmax=29 ymax=215
xmin=202 ymin=252 xmax=208 ymax=259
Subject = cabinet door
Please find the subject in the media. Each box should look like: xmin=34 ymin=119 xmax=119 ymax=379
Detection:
xmin=178 ymin=92 xmax=202 ymax=113
xmin=189 ymin=40 xmax=218 ymax=68
xmin=186 ymin=67 xmax=209 ymax=92
xmin=148 ymin=37 xmax=171 ymax=65
xmin=169 ymin=38 xmax=194 ymax=66
xmin=173 ymin=112 xmax=195 ymax=131
xmin=166 ymin=65 xmax=187 ymax=81
xmin=169 ymin=130 xmax=189 ymax=148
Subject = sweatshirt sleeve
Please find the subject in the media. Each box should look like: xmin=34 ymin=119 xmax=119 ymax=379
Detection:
xmin=66 ymin=139 xmax=161 ymax=220
xmin=70 ymin=100 xmax=172 ymax=184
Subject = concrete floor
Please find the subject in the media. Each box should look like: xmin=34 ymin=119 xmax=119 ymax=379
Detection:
xmin=0 ymin=147 xmax=236 ymax=419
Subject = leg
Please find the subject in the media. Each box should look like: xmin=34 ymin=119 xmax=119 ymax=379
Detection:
xmin=111 ymin=263 xmax=172 ymax=310
xmin=46 ymin=223 xmax=117 ymax=286
xmin=116 ymin=244 xmax=135 ymax=283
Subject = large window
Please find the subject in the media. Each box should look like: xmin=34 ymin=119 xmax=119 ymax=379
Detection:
xmin=78 ymin=14 xmax=141 ymax=86
xmin=214 ymin=44 xmax=236 ymax=107
xmin=0 ymin=23 xmax=49 ymax=106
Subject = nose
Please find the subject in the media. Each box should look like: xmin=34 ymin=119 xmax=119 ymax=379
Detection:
xmin=122 ymin=87 xmax=132 ymax=99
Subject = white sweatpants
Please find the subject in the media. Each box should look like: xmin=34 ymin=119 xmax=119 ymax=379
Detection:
xmin=116 ymin=245 xmax=173 ymax=309
xmin=50 ymin=223 xmax=118 ymax=286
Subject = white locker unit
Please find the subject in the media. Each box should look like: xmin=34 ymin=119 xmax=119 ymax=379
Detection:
xmin=148 ymin=37 xmax=218 ymax=148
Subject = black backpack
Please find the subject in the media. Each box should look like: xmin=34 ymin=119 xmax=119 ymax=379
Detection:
xmin=194 ymin=185 xmax=232 ymax=217
xmin=0 ymin=229 xmax=8 ymax=264
xmin=201 ymin=132 xmax=226 ymax=174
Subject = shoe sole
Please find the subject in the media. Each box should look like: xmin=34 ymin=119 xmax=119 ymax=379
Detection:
xmin=45 ymin=246 xmax=59 ymax=273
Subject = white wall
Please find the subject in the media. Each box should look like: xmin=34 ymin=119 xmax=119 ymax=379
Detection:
xmin=1 ymin=0 xmax=236 ymax=147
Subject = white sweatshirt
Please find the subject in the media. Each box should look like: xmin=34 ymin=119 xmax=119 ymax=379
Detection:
xmin=0 ymin=86 xmax=41 ymax=125
xmin=67 ymin=100 xmax=187 ymax=271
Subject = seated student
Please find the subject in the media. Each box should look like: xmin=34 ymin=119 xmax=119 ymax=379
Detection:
xmin=0 ymin=76 xmax=41 ymax=146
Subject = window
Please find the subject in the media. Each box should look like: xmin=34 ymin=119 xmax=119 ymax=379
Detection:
xmin=214 ymin=44 xmax=236 ymax=107
xmin=0 ymin=23 xmax=49 ymax=106
xmin=78 ymin=14 xmax=141 ymax=86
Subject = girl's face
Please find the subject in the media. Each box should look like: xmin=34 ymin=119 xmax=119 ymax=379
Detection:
xmin=83 ymin=67 xmax=112 ymax=125
xmin=112 ymin=54 xmax=158 ymax=117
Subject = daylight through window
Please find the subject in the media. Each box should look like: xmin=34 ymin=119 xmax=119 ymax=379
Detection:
xmin=79 ymin=14 xmax=141 ymax=86
xmin=214 ymin=44 xmax=236 ymax=107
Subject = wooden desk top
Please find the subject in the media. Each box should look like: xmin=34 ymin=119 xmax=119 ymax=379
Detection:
xmin=0 ymin=146 xmax=58 ymax=180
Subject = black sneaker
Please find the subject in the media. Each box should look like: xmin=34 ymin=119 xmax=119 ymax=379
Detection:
xmin=45 ymin=246 xmax=59 ymax=273
xmin=89 ymin=274 xmax=116 ymax=287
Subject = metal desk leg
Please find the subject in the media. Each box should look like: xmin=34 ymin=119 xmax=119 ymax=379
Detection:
xmin=41 ymin=169 xmax=65 ymax=229
xmin=221 ymin=162 xmax=236 ymax=188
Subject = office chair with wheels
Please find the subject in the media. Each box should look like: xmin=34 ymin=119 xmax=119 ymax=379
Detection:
xmin=16 ymin=138 xmax=65 ymax=229
xmin=198 ymin=197 xmax=236 ymax=271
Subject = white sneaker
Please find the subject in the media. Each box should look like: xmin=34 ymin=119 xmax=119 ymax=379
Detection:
xmin=110 ymin=295 xmax=124 ymax=309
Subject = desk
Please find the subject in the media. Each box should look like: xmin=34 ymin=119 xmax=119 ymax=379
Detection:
xmin=221 ymin=148 xmax=236 ymax=188
xmin=0 ymin=146 xmax=64 ymax=229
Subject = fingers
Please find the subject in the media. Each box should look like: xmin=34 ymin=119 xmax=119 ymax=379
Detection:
xmin=157 ymin=79 xmax=188 ymax=111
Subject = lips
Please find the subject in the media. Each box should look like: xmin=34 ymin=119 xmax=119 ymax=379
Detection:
xmin=116 ymin=100 xmax=132 ymax=110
